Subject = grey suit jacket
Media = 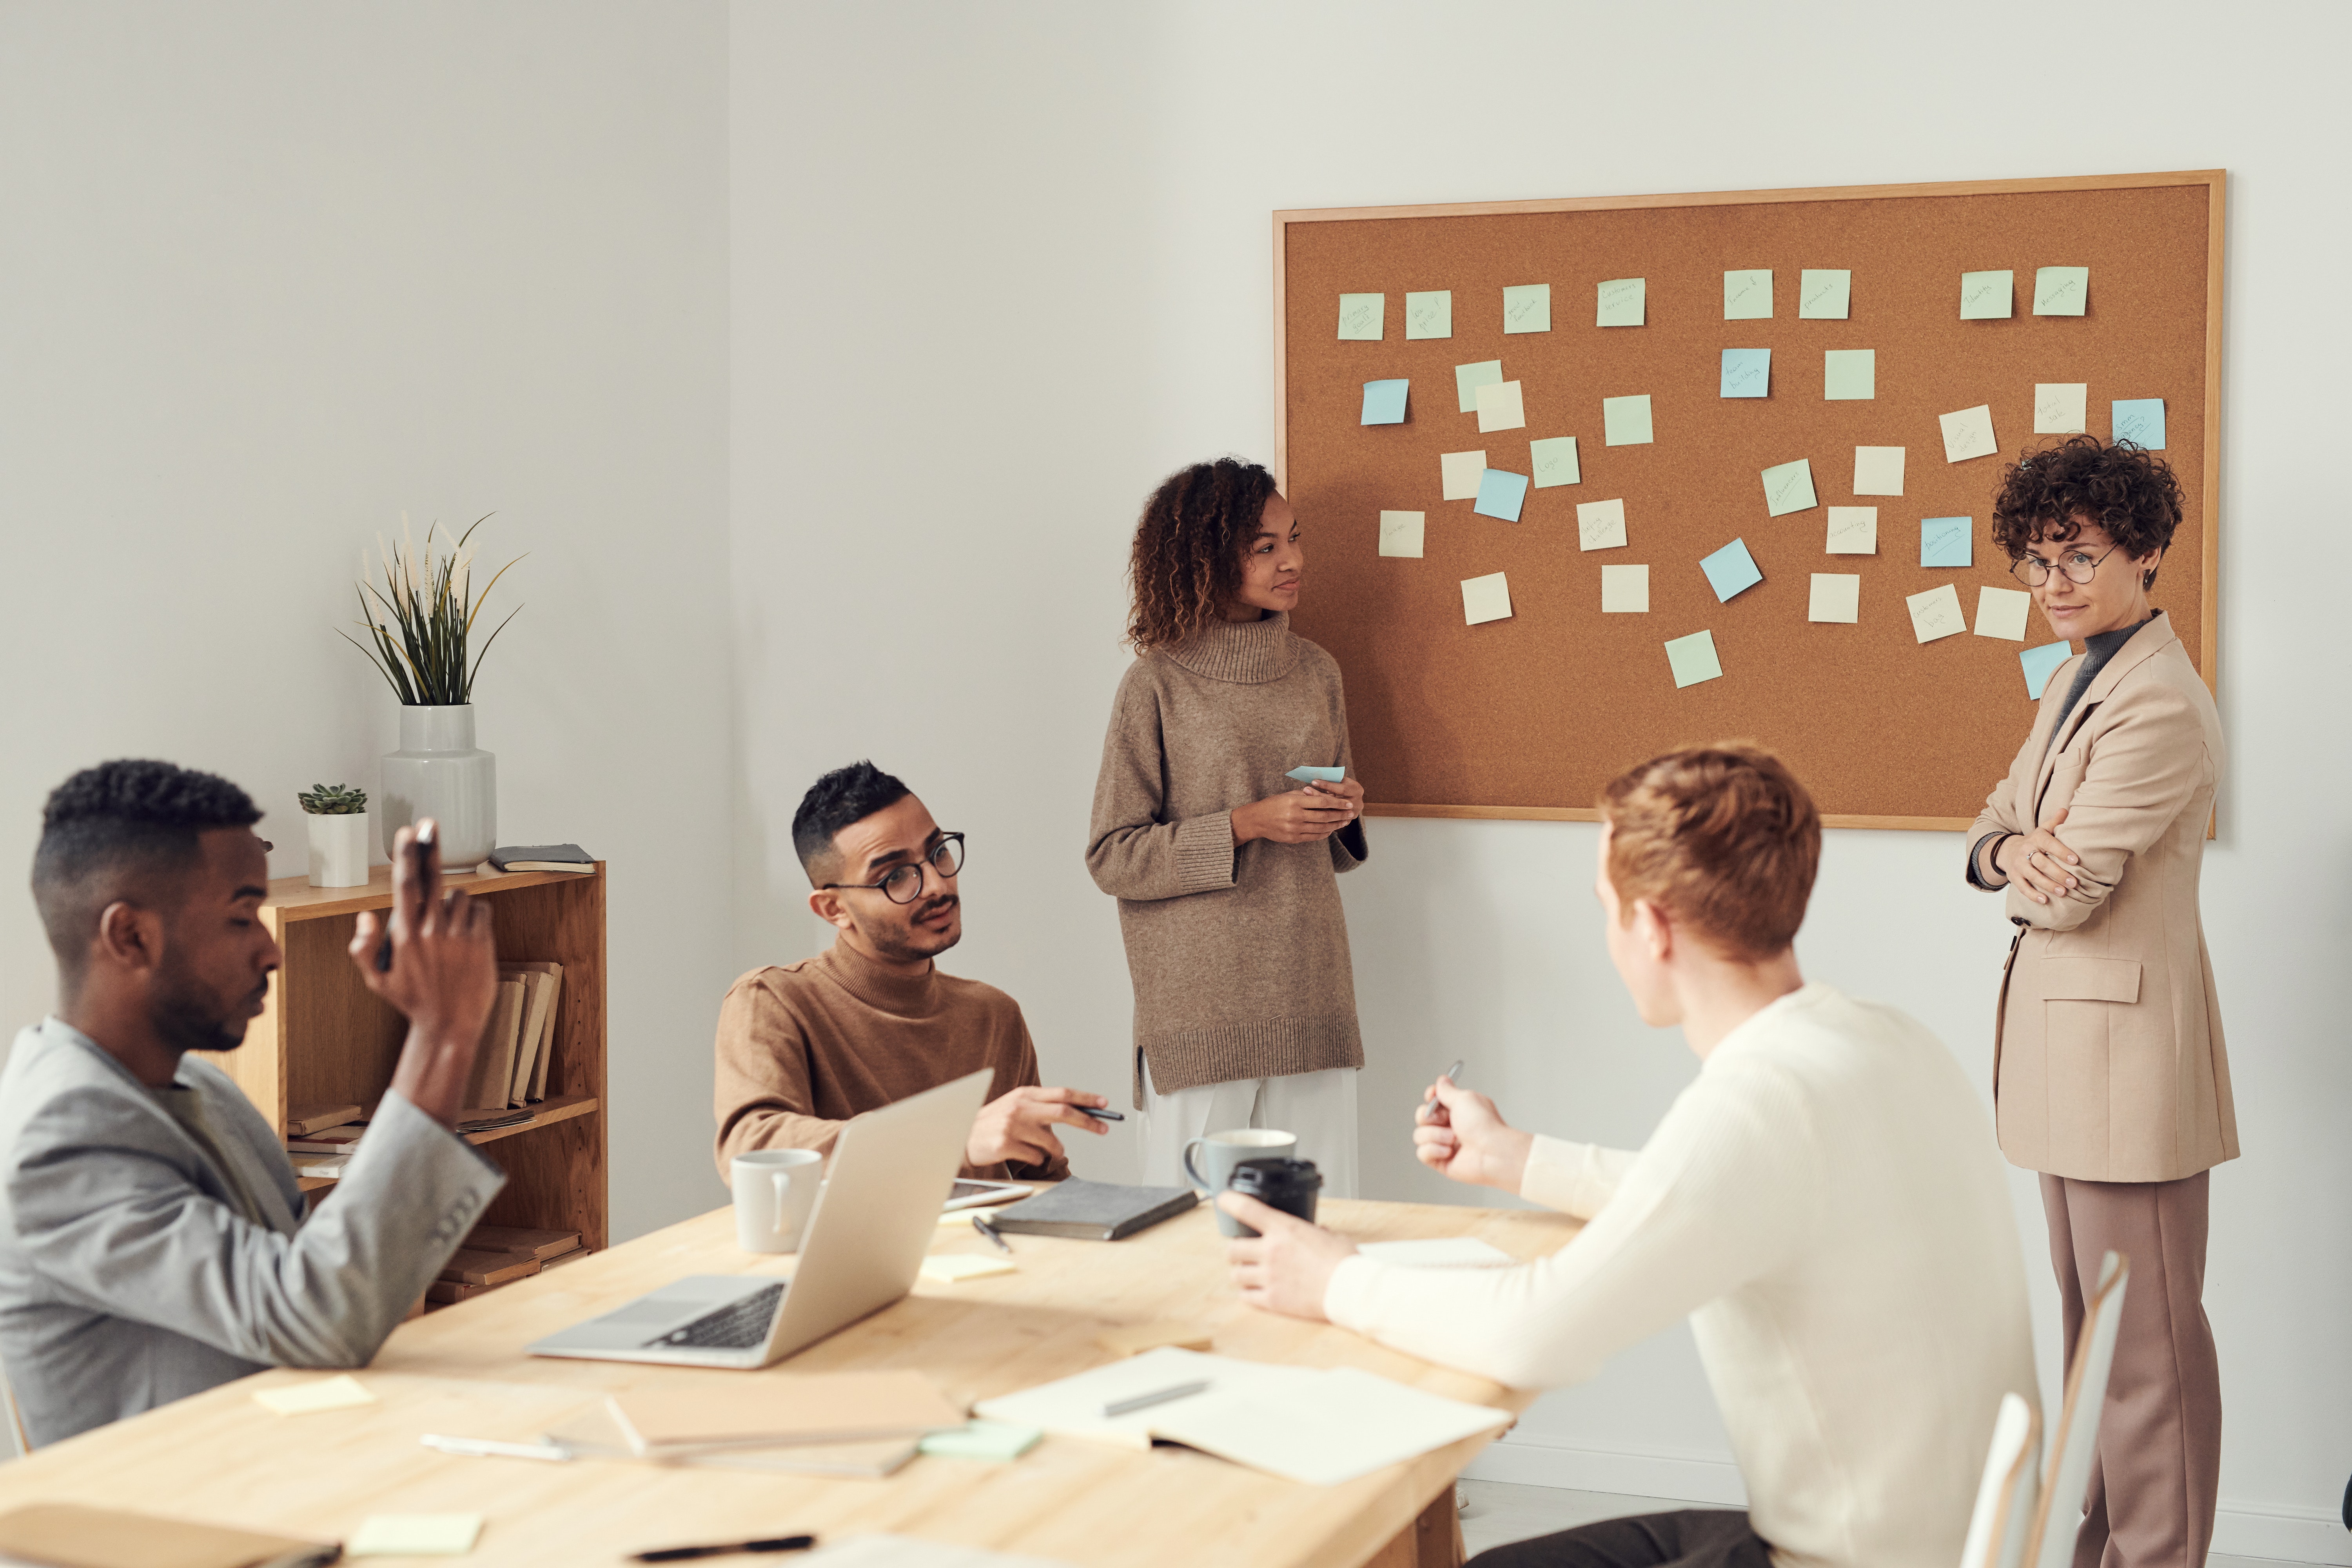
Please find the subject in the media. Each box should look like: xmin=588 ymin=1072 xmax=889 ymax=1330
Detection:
xmin=0 ymin=1018 xmax=504 ymax=1445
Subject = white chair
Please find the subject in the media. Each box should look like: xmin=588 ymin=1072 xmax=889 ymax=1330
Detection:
xmin=2024 ymin=1250 xmax=2131 ymax=1568
xmin=1959 ymin=1392 xmax=2042 ymax=1568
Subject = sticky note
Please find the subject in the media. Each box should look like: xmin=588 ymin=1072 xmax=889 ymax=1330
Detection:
xmin=1474 ymin=468 xmax=1529 ymax=522
xmin=922 ymin=1253 xmax=1016 ymax=1282
xmin=2112 ymin=398 xmax=2166 ymax=449
xmin=1286 ymin=766 xmax=1344 ymax=782
xmin=1921 ymin=517 xmax=1973 ymax=568
xmin=1826 ymin=507 xmax=1877 ymax=555
xmin=1405 ymin=290 xmax=1452 ymax=340
xmin=254 ymin=1374 xmax=375 ymax=1416
xmin=1530 ymin=436 xmax=1581 ymax=488
xmin=1809 ymin=573 xmax=1860 ymax=623
xmin=1723 ymin=269 xmax=1773 ymax=320
xmin=1975 ymin=586 xmax=2033 ymax=641
xmin=1761 ymin=458 xmax=1817 ymax=517
xmin=1602 ymin=395 xmax=1653 ymax=446
xmin=1601 ymin=564 xmax=1649 ymax=612
xmin=1960 ymin=271 xmax=2014 ymax=320
xmin=1907 ymin=583 xmax=1966 ymax=643
xmin=919 ymin=1419 xmax=1043 ymax=1462
xmin=1824 ymin=349 xmax=1875 ymax=401
xmin=1462 ymin=572 xmax=1513 ymax=626
xmin=2034 ymin=383 xmax=2087 ymax=434
xmin=2033 ymin=267 xmax=2089 ymax=317
xmin=2020 ymin=641 xmax=2073 ymax=700
xmin=1941 ymin=404 xmax=1998 ymax=463
xmin=1665 ymin=630 xmax=1723 ymax=688
xmin=1576 ymin=497 xmax=1628 ymax=551
xmin=1338 ymin=293 xmax=1385 ymax=340
xmin=1360 ymin=379 xmax=1408 ymax=426
xmin=1378 ymin=510 xmax=1424 ymax=558
xmin=1700 ymin=538 xmax=1763 ymax=602
xmin=1720 ymin=349 xmax=1770 ymax=398
xmin=1475 ymin=379 xmax=1526 ymax=433
xmin=1854 ymin=445 xmax=1905 ymax=496
xmin=1798 ymin=269 xmax=1851 ymax=320
xmin=349 ymin=1514 xmax=484 ymax=1557
xmin=1597 ymin=277 xmax=1646 ymax=327
xmin=1440 ymin=450 xmax=1487 ymax=500
xmin=1455 ymin=359 xmax=1503 ymax=414
xmin=1503 ymin=283 xmax=1551 ymax=334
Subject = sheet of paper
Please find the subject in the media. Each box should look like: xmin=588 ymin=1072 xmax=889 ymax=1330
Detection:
xmin=349 ymin=1514 xmax=484 ymax=1557
xmin=1360 ymin=379 xmax=1408 ymax=426
xmin=2112 ymin=398 xmax=2166 ymax=449
xmin=922 ymin=1253 xmax=1016 ymax=1282
xmin=1474 ymin=468 xmax=1529 ymax=522
xmin=1440 ymin=449 xmax=1487 ymax=501
xmin=1378 ymin=510 xmax=1425 ymax=559
xmin=1940 ymin=404 xmax=1998 ymax=463
xmin=1761 ymin=458 xmax=1817 ymax=517
xmin=1664 ymin=630 xmax=1722 ymax=689
xmin=1356 ymin=1237 xmax=1516 ymax=1267
xmin=1723 ymin=268 xmax=1773 ymax=319
xmin=1597 ymin=277 xmax=1646 ymax=327
xmin=1808 ymin=573 xmax=1860 ymax=624
xmin=1920 ymin=516 xmax=1973 ymax=568
xmin=1454 ymin=359 xmax=1503 ymax=413
xmin=1798 ymin=269 xmax=1852 ymax=319
xmin=1826 ymin=506 xmax=1878 ymax=555
xmin=1823 ymin=349 xmax=1875 ymax=401
xmin=1475 ymin=379 xmax=1526 ymax=432
xmin=2033 ymin=266 xmax=2089 ymax=316
xmin=2020 ymin=641 xmax=2074 ymax=701
xmin=803 ymin=1537 xmax=1078 ymax=1568
xmin=1145 ymin=1366 xmax=1510 ymax=1488
xmin=1461 ymin=572 xmax=1513 ymax=625
xmin=254 ymin=1374 xmax=376 ymax=1416
xmin=1960 ymin=270 xmax=2013 ymax=319
xmin=1601 ymin=563 xmax=1649 ymax=612
xmin=1974 ymin=585 xmax=2032 ymax=641
xmin=1502 ymin=283 xmax=1551 ymax=334
xmin=916 ymin=1419 xmax=1043 ymax=1462
xmin=2034 ymin=383 xmax=2086 ymax=434
xmin=1720 ymin=348 xmax=1769 ymax=398
xmin=1700 ymin=538 xmax=1762 ymax=602
xmin=972 ymin=1347 xmax=1321 ymax=1449
xmin=1853 ymin=445 xmax=1905 ymax=496
xmin=1601 ymin=394 xmax=1653 ymax=446
xmin=1405 ymin=290 xmax=1452 ymax=340
xmin=1529 ymin=436 xmax=1581 ymax=488
xmin=1575 ymin=497 xmax=1628 ymax=552
xmin=1907 ymin=583 xmax=1966 ymax=643
xmin=1338 ymin=292 xmax=1384 ymax=340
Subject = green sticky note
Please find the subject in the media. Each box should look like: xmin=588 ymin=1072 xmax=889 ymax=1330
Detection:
xmin=920 ymin=1419 xmax=1043 ymax=1462
xmin=1723 ymin=269 xmax=1772 ymax=320
xmin=1455 ymin=359 xmax=1503 ymax=414
xmin=1823 ymin=349 xmax=1875 ymax=401
xmin=1664 ymin=630 xmax=1722 ymax=689
xmin=1405 ymin=290 xmax=1452 ymax=339
xmin=1338 ymin=293 xmax=1385 ymax=340
xmin=1529 ymin=436 xmax=1581 ymax=488
xmin=349 ymin=1514 xmax=484 ymax=1557
xmin=1798 ymin=269 xmax=1851 ymax=319
xmin=1760 ymin=458 xmax=1817 ymax=517
xmin=1960 ymin=271 xmax=2013 ymax=320
xmin=1597 ymin=278 xmax=1645 ymax=327
xmin=1602 ymin=394 xmax=1653 ymax=446
xmin=1503 ymin=284 xmax=1551 ymax=334
xmin=2033 ymin=267 xmax=2088 ymax=317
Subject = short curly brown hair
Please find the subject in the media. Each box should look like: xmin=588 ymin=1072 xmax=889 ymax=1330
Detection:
xmin=1126 ymin=458 xmax=1279 ymax=651
xmin=1991 ymin=436 xmax=2184 ymax=589
xmin=1598 ymin=743 xmax=1820 ymax=962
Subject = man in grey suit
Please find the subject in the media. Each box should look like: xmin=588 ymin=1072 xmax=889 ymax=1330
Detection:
xmin=0 ymin=760 xmax=506 ymax=1445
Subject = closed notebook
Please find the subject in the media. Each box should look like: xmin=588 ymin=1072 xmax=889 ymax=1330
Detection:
xmin=0 ymin=1503 xmax=338 ymax=1568
xmin=544 ymin=1404 xmax=918 ymax=1479
xmin=488 ymin=844 xmax=595 ymax=872
xmin=985 ymin=1179 xmax=1196 ymax=1241
xmin=606 ymin=1369 xmax=964 ymax=1455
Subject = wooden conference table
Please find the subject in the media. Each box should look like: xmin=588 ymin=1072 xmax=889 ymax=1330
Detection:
xmin=0 ymin=1196 xmax=1581 ymax=1567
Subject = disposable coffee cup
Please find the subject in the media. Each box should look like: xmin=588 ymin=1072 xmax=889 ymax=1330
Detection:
xmin=1225 ymin=1157 xmax=1322 ymax=1238
xmin=1182 ymin=1129 xmax=1298 ymax=1237
xmin=731 ymin=1148 xmax=822 ymax=1253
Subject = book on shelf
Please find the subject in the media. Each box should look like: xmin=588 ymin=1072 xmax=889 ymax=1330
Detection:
xmin=462 ymin=978 xmax=525 ymax=1113
xmin=466 ymin=1224 xmax=581 ymax=1261
xmin=487 ymin=843 xmax=596 ymax=873
xmin=284 ymin=1124 xmax=365 ymax=1155
xmin=499 ymin=960 xmax=563 ymax=1107
xmin=292 ymin=1154 xmax=351 ymax=1180
xmin=426 ymin=1278 xmax=495 ymax=1305
xmin=284 ymin=1102 xmax=362 ymax=1137
xmin=438 ymin=1249 xmax=542 ymax=1287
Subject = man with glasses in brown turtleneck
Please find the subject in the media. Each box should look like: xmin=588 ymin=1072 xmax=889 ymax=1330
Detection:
xmin=713 ymin=760 xmax=1107 ymax=1183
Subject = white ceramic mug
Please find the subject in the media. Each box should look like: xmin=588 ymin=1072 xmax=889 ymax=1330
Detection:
xmin=731 ymin=1149 xmax=823 ymax=1253
xmin=1181 ymin=1128 xmax=1298 ymax=1237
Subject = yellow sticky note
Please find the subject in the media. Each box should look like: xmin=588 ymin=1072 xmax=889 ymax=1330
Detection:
xmin=1338 ymin=293 xmax=1385 ymax=340
xmin=1826 ymin=507 xmax=1877 ymax=555
xmin=1808 ymin=574 xmax=1860 ymax=623
xmin=1576 ymin=498 xmax=1628 ymax=552
xmin=254 ymin=1374 xmax=376 ymax=1416
xmin=348 ymin=1514 xmax=484 ymax=1557
xmin=2034 ymin=383 xmax=2087 ymax=434
xmin=1405 ymin=290 xmax=1452 ymax=340
xmin=1601 ymin=564 xmax=1649 ymax=613
xmin=1798 ymin=269 xmax=1851 ymax=320
xmin=1529 ymin=436 xmax=1580 ymax=488
xmin=1461 ymin=573 xmax=1513 ymax=626
xmin=1475 ymin=379 xmax=1526 ymax=433
xmin=1664 ymin=630 xmax=1722 ymax=688
xmin=1378 ymin=511 xmax=1425 ymax=559
xmin=921 ymin=1254 xmax=1016 ymax=1283
xmin=1907 ymin=584 xmax=1967 ymax=644
xmin=1440 ymin=450 xmax=1488 ymax=501
xmin=1960 ymin=271 xmax=2013 ymax=320
xmin=1853 ymin=445 xmax=1905 ymax=497
xmin=1502 ymin=284 xmax=1552 ymax=334
xmin=1597 ymin=277 xmax=1645 ymax=327
xmin=1941 ymin=404 xmax=1998 ymax=463
xmin=1974 ymin=586 xmax=2033 ymax=641
xmin=1723 ymin=269 xmax=1773 ymax=320
xmin=1602 ymin=395 xmax=1653 ymax=446
xmin=1761 ymin=459 xmax=1817 ymax=517
xmin=2033 ymin=267 xmax=2089 ymax=317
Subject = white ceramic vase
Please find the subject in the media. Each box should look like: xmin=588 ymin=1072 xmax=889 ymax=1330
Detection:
xmin=305 ymin=811 xmax=372 ymax=888
xmin=381 ymin=705 xmax=497 ymax=870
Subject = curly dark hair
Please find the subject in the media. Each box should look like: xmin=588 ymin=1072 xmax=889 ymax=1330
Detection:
xmin=1126 ymin=457 xmax=1280 ymax=651
xmin=1991 ymin=436 xmax=2184 ymax=590
xmin=791 ymin=759 xmax=910 ymax=883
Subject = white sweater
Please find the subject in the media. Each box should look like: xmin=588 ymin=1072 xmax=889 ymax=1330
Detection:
xmin=1324 ymin=984 xmax=2036 ymax=1568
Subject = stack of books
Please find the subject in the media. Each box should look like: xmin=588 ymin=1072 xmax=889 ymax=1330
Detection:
xmin=426 ymin=1224 xmax=585 ymax=1305
xmin=284 ymin=1102 xmax=365 ymax=1180
xmin=463 ymin=961 xmax=565 ymax=1113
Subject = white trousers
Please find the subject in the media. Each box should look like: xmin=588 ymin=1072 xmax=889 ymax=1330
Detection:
xmin=1138 ymin=1066 xmax=1358 ymax=1200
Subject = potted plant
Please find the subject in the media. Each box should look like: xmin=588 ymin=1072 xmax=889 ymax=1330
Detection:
xmin=340 ymin=515 xmax=523 ymax=872
xmin=299 ymin=784 xmax=372 ymax=888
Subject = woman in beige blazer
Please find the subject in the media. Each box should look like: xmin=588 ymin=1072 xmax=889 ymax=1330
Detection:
xmin=1967 ymin=436 xmax=2232 ymax=1568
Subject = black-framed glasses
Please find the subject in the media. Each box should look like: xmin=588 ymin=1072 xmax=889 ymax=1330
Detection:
xmin=822 ymin=833 xmax=965 ymax=905
xmin=2011 ymin=543 xmax=2121 ymax=588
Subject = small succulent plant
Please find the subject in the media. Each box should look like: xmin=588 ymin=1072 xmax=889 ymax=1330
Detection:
xmin=298 ymin=783 xmax=368 ymax=816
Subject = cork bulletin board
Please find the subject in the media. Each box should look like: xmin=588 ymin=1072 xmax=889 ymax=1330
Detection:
xmin=1276 ymin=172 xmax=2224 ymax=829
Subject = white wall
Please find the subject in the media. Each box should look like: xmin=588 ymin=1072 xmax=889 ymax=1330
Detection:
xmin=0 ymin=3 xmax=734 ymax=1243
xmin=735 ymin=2 xmax=2351 ymax=1557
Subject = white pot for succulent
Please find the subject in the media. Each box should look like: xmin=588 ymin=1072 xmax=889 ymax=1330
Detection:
xmin=305 ymin=811 xmax=372 ymax=888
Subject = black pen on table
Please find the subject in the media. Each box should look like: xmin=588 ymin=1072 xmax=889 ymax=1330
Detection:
xmin=630 ymin=1534 xmax=814 ymax=1563
xmin=972 ymin=1211 xmax=1012 ymax=1254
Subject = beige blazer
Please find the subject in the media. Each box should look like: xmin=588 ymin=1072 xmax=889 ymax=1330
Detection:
xmin=1969 ymin=612 xmax=2236 ymax=1183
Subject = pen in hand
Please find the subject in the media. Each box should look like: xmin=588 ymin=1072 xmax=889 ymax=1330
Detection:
xmin=1418 ymin=1059 xmax=1466 ymax=1127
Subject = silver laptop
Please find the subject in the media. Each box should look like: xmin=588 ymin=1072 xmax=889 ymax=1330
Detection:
xmin=527 ymin=1068 xmax=989 ymax=1369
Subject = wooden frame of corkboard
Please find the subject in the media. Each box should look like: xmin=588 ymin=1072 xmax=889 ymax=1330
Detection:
xmin=1274 ymin=171 xmax=2223 ymax=831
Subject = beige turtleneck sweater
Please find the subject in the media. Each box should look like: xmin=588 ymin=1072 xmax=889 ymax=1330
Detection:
xmin=1086 ymin=610 xmax=1368 ymax=1105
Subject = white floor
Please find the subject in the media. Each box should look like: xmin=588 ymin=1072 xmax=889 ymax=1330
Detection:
xmin=1455 ymin=1481 xmax=2318 ymax=1567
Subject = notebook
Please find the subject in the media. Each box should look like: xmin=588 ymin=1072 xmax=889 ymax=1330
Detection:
xmin=487 ymin=844 xmax=596 ymax=873
xmin=605 ymin=1370 xmax=964 ymax=1455
xmin=544 ymin=1404 xmax=919 ymax=1478
xmin=984 ymin=1179 xmax=1196 ymax=1241
xmin=0 ymin=1504 xmax=338 ymax=1568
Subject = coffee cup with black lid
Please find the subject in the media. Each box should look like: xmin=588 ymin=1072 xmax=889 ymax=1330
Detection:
xmin=1224 ymin=1156 xmax=1322 ymax=1237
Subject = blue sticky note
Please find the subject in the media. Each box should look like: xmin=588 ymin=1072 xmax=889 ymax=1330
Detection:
xmin=1360 ymin=379 xmax=1408 ymax=425
xmin=1474 ymin=468 xmax=1529 ymax=522
xmin=1920 ymin=517 xmax=1973 ymax=568
xmin=2020 ymin=642 xmax=2073 ymax=701
xmin=2112 ymin=398 xmax=2166 ymax=450
xmin=1285 ymin=766 xmax=1344 ymax=782
xmin=1700 ymin=538 xmax=1763 ymax=602
xmin=1719 ymin=348 xmax=1770 ymax=398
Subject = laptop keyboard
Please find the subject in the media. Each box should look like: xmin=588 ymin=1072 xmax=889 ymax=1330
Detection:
xmin=647 ymin=1282 xmax=786 ymax=1351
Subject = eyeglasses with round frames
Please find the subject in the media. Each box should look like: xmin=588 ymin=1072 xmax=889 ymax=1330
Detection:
xmin=821 ymin=833 xmax=965 ymax=905
xmin=2010 ymin=543 xmax=2123 ymax=588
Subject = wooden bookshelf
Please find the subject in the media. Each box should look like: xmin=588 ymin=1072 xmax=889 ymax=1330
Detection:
xmin=196 ymin=862 xmax=608 ymax=1255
